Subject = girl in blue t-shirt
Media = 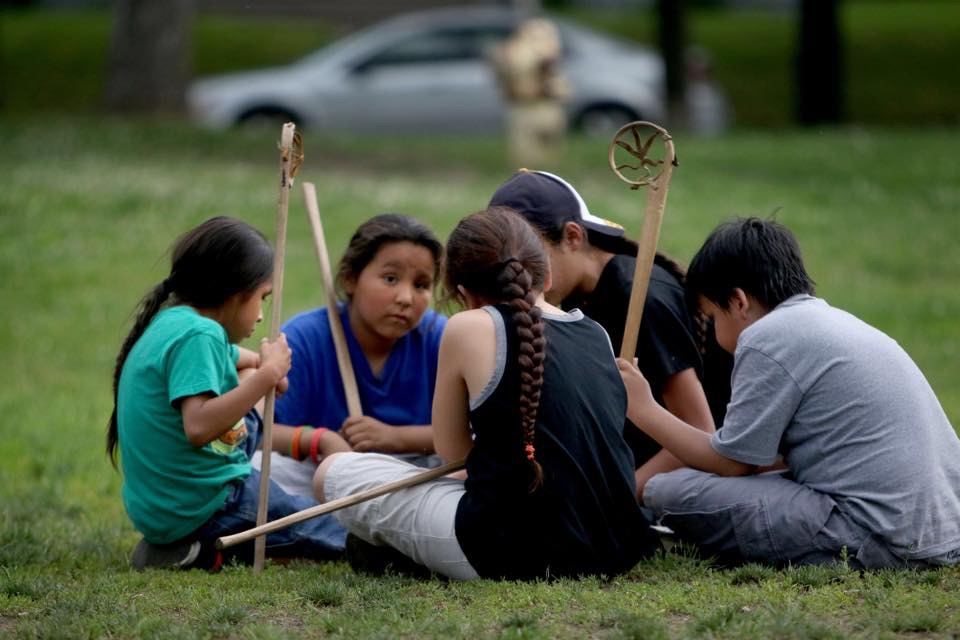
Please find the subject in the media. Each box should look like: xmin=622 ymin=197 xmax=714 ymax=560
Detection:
xmin=107 ymin=216 xmax=345 ymax=571
xmin=260 ymin=214 xmax=447 ymax=497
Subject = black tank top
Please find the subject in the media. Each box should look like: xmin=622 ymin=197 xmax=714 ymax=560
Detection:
xmin=454 ymin=305 xmax=658 ymax=580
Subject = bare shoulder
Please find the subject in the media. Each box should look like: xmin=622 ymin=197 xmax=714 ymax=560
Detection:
xmin=443 ymin=308 xmax=495 ymax=341
xmin=440 ymin=309 xmax=497 ymax=395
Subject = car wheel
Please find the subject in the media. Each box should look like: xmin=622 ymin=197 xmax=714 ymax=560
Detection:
xmin=237 ymin=107 xmax=301 ymax=131
xmin=574 ymin=105 xmax=639 ymax=138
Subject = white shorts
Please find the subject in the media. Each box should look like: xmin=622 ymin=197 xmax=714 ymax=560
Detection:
xmin=323 ymin=452 xmax=478 ymax=580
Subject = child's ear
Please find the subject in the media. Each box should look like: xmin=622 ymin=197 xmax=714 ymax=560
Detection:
xmin=731 ymin=288 xmax=767 ymax=320
xmin=343 ymin=276 xmax=356 ymax=298
xmin=562 ymin=221 xmax=585 ymax=250
xmin=457 ymin=285 xmax=485 ymax=310
xmin=730 ymin=288 xmax=750 ymax=315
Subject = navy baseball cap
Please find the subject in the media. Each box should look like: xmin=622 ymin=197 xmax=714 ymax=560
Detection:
xmin=489 ymin=169 xmax=626 ymax=240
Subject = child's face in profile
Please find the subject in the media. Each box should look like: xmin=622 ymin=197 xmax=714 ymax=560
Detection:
xmin=221 ymin=281 xmax=272 ymax=343
xmin=700 ymin=296 xmax=744 ymax=355
xmin=541 ymin=240 xmax=577 ymax=305
xmin=345 ymin=240 xmax=435 ymax=345
xmin=699 ymin=289 xmax=767 ymax=355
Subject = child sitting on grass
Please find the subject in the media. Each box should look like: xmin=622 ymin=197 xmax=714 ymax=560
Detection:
xmin=618 ymin=217 xmax=960 ymax=569
xmin=313 ymin=206 xmax=659 ymax=580
xmin=107 ymin=216 xmax=345 ymax=570
xmin=254 ymin=214 xmax=447 ymax=497
xmin=489 ymin=169 xmax=731 ymax=498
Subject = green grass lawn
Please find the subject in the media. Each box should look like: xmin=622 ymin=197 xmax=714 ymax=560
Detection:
xmin=1 ymin=117 xmax=959 ymax=638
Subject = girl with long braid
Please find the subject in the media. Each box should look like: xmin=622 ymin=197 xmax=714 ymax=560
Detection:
xmin=108 ymin=216 xmax=346 ymax=570
xmin=488 ymin=169 xmax=733 ymax=500
xmin=315 ymin=207 xmax=658 ymax=580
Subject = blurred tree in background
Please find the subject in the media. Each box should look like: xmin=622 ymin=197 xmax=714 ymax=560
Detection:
xmin=796 ymin=0 xmax=844 ymax=125
xmin=105 ymin=0 xmax=194 ymax=113
xmin=657 ymin=0 xmax=687 ymax=127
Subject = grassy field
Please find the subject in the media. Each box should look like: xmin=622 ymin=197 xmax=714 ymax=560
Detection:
xmin=2 ymin=1 xmax=960 ymax=126
xmin=1 ymin=116 xmax=959 ymax=638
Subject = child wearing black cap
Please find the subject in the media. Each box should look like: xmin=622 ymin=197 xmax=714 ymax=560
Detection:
xmin=489 ymin=169 xmax=733 ymax=499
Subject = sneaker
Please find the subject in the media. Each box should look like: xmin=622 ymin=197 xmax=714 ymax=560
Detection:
xmin=344 ymin=533 xmax=431 ymax=579
xmin=131 ymin=538 xmax=203 ymax=571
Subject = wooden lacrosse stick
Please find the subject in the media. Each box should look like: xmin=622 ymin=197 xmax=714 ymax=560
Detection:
xmin=221 ymin=183 xmax=466 ymax=556
xmin=253 ymin=122 xmax=303 ymax=572
xmin=302 ymin=182 xmax=362 ymax=417
xmin=607 ymin=121 xmax=678 ymax=359
xmin=216 ymin=458 xmax=466 ymax=550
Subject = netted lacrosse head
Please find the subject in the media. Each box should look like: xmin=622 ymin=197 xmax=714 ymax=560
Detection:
xmin=608 ymin=121 xmax=676 ymax=190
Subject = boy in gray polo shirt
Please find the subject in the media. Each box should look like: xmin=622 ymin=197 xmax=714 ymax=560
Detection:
xmin=618 ymin=218 xmax=960 ymax=568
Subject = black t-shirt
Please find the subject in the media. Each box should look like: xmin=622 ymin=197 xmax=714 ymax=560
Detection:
xmin=564 ymin=255 xmax=732 ymax=466
xmin=454 ymin=306 xmax=658 ymax=580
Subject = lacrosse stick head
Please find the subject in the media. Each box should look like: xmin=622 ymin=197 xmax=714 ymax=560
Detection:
xmin=608 ymin=121 xmax=676 ymax=191
xmin=290 ymin=130 xmax=304 ymax=179
xmin=278 ymin=123 xmax=305 ymax=184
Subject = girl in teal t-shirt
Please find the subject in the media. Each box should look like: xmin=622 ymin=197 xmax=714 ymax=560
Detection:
xmin=107 ymin=216 xmax=345 ymax=570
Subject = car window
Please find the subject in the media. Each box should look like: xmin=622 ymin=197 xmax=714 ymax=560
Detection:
xmin=358 ymin=26 xmax=513 ymax=69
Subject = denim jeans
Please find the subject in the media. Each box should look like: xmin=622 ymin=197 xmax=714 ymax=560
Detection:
xmin=194 ymin=410 xmax=347 ymax=563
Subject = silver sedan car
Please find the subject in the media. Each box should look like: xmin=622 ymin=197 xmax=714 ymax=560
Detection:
xmin=187 ymin=6 xmax=666 ymax=135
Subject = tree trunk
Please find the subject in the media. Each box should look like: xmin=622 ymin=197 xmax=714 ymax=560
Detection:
xmin=796 ymin=0 xmax=844 ymax=125
xmin=105 ymin=0 xmax=194 ymax=113
xmin=657 ymin=0 xmax=686 ymax=127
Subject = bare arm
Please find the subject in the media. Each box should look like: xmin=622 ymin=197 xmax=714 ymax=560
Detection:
xmin=272 ymin=423 xmax=352 ymax=459
xmin=432 ymin=312 xmax=493 ymax=464
xmin=634 ymin=367 xmax=717 ymax=496
xmin=236 ymin=346 xmax=260 ymax=371
xmin=341 ymin=419 xmax=434 ymax=454
xmin=662 ymin=367 xmax=716 ymax=433
xmin=181 ymin=335 xmax=290 ymax=447
xmin=618 ymin=358 xmax=752 ymax=477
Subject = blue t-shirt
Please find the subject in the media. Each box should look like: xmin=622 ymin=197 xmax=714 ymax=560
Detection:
xmin=117 ymin=306 xmax=249 ymax=543
xmin=275 ymin=304 xmax=446 ymax=430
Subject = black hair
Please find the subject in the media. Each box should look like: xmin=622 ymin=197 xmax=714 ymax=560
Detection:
xmin=444 ymin=206 xmax=548 ymax=491
xmin=686 ymin=217 xmax=815 ymax=311
xmin=336 ymin=214 xmax=443 ymax=300
xmin=518 ymin=212 xmax=692 ymax=287
xmin=107 ymin=216 xmax=274 ymax=468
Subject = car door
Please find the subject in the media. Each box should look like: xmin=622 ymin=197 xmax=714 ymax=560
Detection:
xmin=332 ymin=26 xmax=511 ymax=134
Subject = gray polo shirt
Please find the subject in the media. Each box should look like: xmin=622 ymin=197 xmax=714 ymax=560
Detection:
xmin=712 ymin=295 xmax=960 ymax=560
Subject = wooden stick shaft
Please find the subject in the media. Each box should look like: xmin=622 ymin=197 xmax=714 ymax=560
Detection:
xmin=217 ymin=458 xmax=466 ymax=550
xmin=619 ymin=140 xmax=675 ymax=360
xmin=254 ymin=122 xmax=296 ymax=572
xmin=302 ymin=182 xmax=362 ymax=417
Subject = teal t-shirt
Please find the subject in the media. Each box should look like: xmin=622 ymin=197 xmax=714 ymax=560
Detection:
xmin=117 ymin=306 xmax=249 ymax=543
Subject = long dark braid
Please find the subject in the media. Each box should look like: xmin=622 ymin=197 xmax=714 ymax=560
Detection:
xmin=107 ymin=216 xmax=274 ymax=468
xmin=445 ymin=206 xmax=549 ymax=490
xmin=497 ymin=260 xmax=546 ymax=489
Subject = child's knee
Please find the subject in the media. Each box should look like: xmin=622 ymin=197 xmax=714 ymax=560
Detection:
xmin=313 ymin=451 xmax=348 ymax=503
xmin=642 ymin=467 xmax=709 ymax=513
